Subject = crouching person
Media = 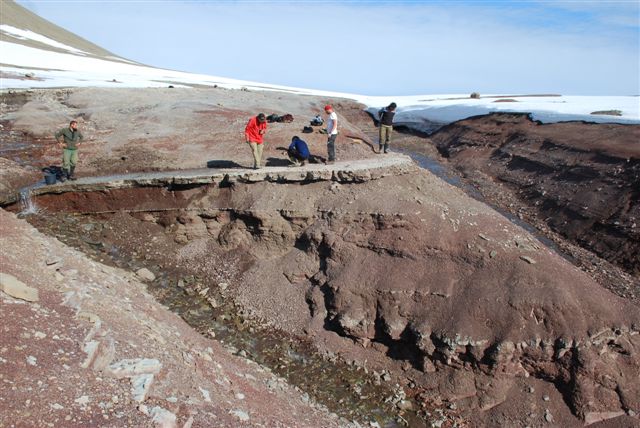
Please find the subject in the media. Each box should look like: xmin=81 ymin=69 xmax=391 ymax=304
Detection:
xmin=288 ymin=136 xmax=310 ymax=166
xmin=55 ymin=120 xmax=83 ymax=180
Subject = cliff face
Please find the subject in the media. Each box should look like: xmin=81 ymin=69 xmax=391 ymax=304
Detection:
xmin=19 ymin=159 xmax=639 ymax=427
xmin=429 ymin=113 xmax=640 ymax=275
xmin=207 ymin=169 xmax=640 ymax=426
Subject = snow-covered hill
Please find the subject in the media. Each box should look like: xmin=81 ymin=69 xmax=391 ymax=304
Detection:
xmin=1 ymin=1 xmax=638 ymax=125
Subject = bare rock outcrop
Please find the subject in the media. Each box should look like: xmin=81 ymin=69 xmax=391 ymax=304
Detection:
xmin=0 ymin=208 xmax=354 ymax=427
xmin=11 ymin=151 xmax=639 ymax=425
xmin=216 ymin=168 xmax=640 ymax=425
xmin=0 ymin=87 xmax=377 ymax=182
xmin=429 ymin=113 xmax=640 ymax=275
xmin=3 ymin=85 xmax=639 ymax=426
xmin=311 ymin=215 xmax=639 ymax=422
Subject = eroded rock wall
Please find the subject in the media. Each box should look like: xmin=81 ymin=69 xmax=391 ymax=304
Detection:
xmin=19 ymin=160 xmax=640 ymax=425
xmin=429 ymin=113 xmax=640 ymax=275
xmin=103 ymin=168 xmax=640 ymax=425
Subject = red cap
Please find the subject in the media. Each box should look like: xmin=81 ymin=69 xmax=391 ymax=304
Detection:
xmin=324 ymin=104 xmax=332 ymax=111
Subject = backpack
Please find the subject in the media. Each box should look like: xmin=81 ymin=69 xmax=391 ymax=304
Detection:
xmin=302 ymin=126 xmax=313 ymax=133
xmin=266 ymin=114 xmax=279 ymax=123
xmin=280 ymin=114 xmax=294 ymax=123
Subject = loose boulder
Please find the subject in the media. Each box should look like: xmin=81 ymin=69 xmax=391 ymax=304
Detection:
xmin=136 ymin=268 xmax=156 ymax=282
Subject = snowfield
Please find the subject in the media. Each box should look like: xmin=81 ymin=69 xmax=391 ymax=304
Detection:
xmin=2 ymin=26 xmax=639 ymax=126
xmin=1 ymin=24 xmax=89 ymax=55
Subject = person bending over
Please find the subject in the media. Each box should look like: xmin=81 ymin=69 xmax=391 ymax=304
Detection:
xmin=288 ymin=136 xmax=310 ymax=166
xmin=245 ymin=113 xmax=268 ymax=169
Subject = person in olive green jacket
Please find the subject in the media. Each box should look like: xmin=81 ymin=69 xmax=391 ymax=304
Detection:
xmin=55 ymin=120 xmax=83 ymax=180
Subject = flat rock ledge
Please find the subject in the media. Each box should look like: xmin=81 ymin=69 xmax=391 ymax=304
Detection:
xmin=4 ymin=155 xmax=416 ymax=205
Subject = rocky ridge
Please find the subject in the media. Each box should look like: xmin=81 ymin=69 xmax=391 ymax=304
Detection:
xmin=1 ymin=155 xmax=416 ymax=206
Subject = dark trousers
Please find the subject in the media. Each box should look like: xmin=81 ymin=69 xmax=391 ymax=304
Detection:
xmin=327 ymin=134 xmax=337 ymax=161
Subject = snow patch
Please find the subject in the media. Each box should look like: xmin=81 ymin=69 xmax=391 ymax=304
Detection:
xmin=1 ymin=24 xmax=88 ymax=55
xmin=1 ymin=37 xmax=638 ymax=125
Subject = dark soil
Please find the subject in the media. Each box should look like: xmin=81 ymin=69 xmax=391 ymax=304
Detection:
xmin=426 ymin=113 xmax=640 ymax=276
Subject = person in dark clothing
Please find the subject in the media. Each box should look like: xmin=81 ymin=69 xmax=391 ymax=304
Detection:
xmin=287 ymin=136 xmax=310 ymax=166
xmin=377 ymin=102 xmax=396 ymax=154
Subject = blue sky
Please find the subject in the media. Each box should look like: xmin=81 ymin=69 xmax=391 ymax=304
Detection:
xmin=16 ymin=0 xmax=640 ymax=95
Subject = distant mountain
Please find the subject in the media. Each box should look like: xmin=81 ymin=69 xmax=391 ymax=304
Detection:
xmin=0 ymin=0 xmax=135 ymax=63
xmin=0 ymin=0 xmax=335 ymax=93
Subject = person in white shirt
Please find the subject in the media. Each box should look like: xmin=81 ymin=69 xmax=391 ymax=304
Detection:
xmin=324 ymin=104 xmax=338 ymax=164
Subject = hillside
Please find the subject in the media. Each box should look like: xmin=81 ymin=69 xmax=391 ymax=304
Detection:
xmin=0 ymin=0 xmax=128 ymax=61
xmin=429 ymin=113 xmax=640 ymax=276
xmin=1 ymin=1 xmax=639 ymax=427
xmin=2 ymin=2 xmax=639 ymax=124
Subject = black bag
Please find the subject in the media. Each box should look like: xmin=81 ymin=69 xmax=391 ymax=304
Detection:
xmin=302 ymin=126 xmax=313 ymax=133
xmin=42 ymin=165 xmax=65 ymax=179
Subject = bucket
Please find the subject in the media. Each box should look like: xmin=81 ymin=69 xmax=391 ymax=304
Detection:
xmin=44 ymin=172 xmax=57 ymax=185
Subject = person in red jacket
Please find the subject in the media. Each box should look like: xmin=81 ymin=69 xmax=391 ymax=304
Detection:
xmin=245 ymin=113 xmax=268 ymax=169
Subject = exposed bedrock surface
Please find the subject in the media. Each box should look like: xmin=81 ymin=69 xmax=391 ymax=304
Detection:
xmin=4 ymin=87 xmax=639 ymax=425
xmin=28 ymin=163 xmax=640 ymax=426
xmin=0 ymin=208 xmax=357 ymax=428
xmin=427 ymin=113 xmax=640 ymax=276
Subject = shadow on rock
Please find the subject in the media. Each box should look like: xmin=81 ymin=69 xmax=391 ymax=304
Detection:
xmin=265 ymin=157 xmax=294 ymax=167
xmin=206 ymin=160 xmax=243 ymax=169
